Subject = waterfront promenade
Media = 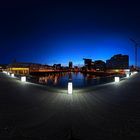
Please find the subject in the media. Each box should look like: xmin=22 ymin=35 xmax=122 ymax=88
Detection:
xmin=0 ymin=72 xmax=140 ymax=139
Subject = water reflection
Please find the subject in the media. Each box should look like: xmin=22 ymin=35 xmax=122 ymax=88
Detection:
xmin=35 ymin=72 xmax=114 ymax=88
xmin=39 ymin=77 xmax=48 ymax=84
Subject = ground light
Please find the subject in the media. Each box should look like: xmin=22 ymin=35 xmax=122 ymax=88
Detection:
xmin=124 ymin=69 xmax=130 ymax=78
xmin=11 ymin=73 xmax=14 ymax=77
xmin=130 ymin=71 xmax=138 ymax=75
xmin=7 ymin=72 xmax=10 ymax=76
xmin=68 ymin=82 xmax=73 ymax=94
xmin=3 ymin=71 xmax=7 ymax=74
xmin=21 ymin=76 xmax=26 ymax=82
xmin=133 ymin=71 xmax=138 ymax=74
xmin=126 ymin=73 xmax=130 ymax=78
xmin=130 ymin=72 xmax=134 ymax=75
xmin=114 ymin=77 xmax=120 ymax=82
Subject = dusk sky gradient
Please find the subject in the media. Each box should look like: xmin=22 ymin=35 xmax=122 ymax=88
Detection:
xmin=0 ymin=0 xmax=140 ymax=66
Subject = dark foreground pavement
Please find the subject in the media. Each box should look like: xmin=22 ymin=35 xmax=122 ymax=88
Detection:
xmin=0 ymin=72 xmax=140 ymax=140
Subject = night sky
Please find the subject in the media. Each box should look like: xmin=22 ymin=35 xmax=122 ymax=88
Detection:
xmin=0 ymin=0 xmax=140 ymax=66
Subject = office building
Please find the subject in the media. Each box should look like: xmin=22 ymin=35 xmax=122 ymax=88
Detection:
xmin=69 ymin=61 xmax=73 ymax=69
xmin=83 ymin=58 xmax=93 ymax=70
xmin=94 ymin=60 xmax=106 ymax=71
xmin=106 ymin=54 xmax=129 ymax=69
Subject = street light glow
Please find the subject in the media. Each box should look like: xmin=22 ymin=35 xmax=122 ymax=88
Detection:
xmin=68 ymin=82 xmax=73 ymax=94
xmin=126 ymin=74 xmax=130 ymax=78
xmin=21 ymin=76 xmax=26 ymax=82
xmin=114 ymin=77 xmax=120 ymax=82
xmin=11 ymin=73 xmax=14 ymax=77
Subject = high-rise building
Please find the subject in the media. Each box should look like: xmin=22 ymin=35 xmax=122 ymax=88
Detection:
xmin=83 ymin=58 xmax=93 ymax=70
xmin=53 ymin=64 xmax=61 ymax=70
xmin=106 ymin=54 xmax=129 ymax=69
xmin=69 ymin=61 xmax=73 ymax=69
xmin=94 ymin=60 xmax=106 ymax=71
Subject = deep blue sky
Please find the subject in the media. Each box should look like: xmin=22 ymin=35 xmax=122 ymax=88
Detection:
xmin=0 ymin=0 xmax=140 ymax=66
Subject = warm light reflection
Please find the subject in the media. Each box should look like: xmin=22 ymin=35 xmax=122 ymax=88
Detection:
xmin=39 ymin=77 xmax=48 ymax=84
xmin=86 ymin=74 xmax=96 ymax=79
xmin=54 ymin=76 xmax=58 ymax=85
xmin=38 ymin=73 xmax=67 ymax=85
xmin=31 ymin=72 xmax=124 ymax=87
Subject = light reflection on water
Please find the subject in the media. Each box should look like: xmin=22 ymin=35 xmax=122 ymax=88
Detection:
xmin=30 ymin=72 xmax=114 ymax=89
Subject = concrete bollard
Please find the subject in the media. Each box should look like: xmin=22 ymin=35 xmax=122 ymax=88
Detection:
xmin=126 ymin=73 xmax=129 ymax=78
xmin=68 ymin=82 xmax=73 ymax=94
xmin=114 ymin=77 xmax=120 ymax=82
xmin=21 ymin=76 xmax=26 ymax=82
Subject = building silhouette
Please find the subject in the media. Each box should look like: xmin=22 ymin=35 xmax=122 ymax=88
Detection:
xmin=7 ymin=62 xmax=54 ymax=74
xmin=69 ymin=61 xmax=73 ymax=69
xmin=106 ymin=54 xmax=129 ymax=69
xmin=83 ymin=58 xmax=94 ymax=70
xmin=94 ymin=60 xmax=106 ymax=71
xmin=53 ymin=64 xmax=61 ymax=70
